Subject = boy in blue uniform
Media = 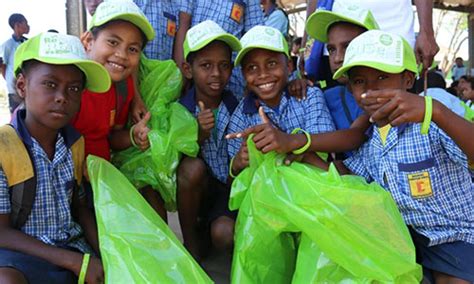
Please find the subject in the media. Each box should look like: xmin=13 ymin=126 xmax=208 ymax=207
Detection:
xmin=0 ymin=32 xmax=110 ymax=284
xmin=228 ymin=25 xmax=335 ymax=175
xmin=178 ymin=20 xmax=242 ymax=260
xmin=334 ymin=30 xmax=474 ymax=283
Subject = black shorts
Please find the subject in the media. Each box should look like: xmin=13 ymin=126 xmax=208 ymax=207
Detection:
xmin=201 ymin=175 xmax=237 ymax=226
xmin=0 ymin=248 xmax=77 ymax=284
xmin=409 ymin=227 xmax=474 ymax=282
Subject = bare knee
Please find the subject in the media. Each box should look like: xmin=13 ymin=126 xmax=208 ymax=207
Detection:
xmin=0 ymin=268 xmax=28 ymax=284
xmin=177 ymin=157 xmax=207 ymax=189
xmin=211 ymin=216 xmax=235 ymax=250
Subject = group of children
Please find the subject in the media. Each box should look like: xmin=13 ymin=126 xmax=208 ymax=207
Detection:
xmin=0 ymin=0 xmax=473 ymax=283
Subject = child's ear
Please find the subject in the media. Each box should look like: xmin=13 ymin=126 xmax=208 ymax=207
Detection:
xmin=404 ymin=71 xmax=415 ymax=89
xmin=16 ymin=74 xmax=27 ymax=99
xmin=181 ymin=62 xmax=193 ymax=80
xmin=81 ymin=31 xmax=94 ymax=52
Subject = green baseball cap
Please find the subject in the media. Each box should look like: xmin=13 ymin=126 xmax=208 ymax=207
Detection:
xmin=14 ymin=32 xmax=111 ymax=93
xmin=89 ymin=0 xmax=155 ymax=41
xmin=333 ymin=30 xmax=418 ymax=80
xmin=306 ymin=1 xmax=379 ymax=43
xmin=234 ymin=25 xmax=289 ymax=66
xmin=183 ymin=20 xmax=241 ymax=60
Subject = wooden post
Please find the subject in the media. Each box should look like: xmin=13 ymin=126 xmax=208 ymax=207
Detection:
xmin=66 ymin=0 xmax=86 ymax=36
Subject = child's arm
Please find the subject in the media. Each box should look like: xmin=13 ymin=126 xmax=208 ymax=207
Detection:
xmin=0 ymin=215 xmax=104 ymax=283
xmin=227 ymin=108 xmax=369 ymax=154
xmin=197 ymin=101 xmax=215 ymax=145
xmin=71 ymin=188 xmax=99 ymax=255
xmin=230 ymin=140 xmax=249 ymax=177
xmin=109 ymin=112 xmax=151 ymax=151
xmin=363 ymin=89 xmax=474 ymax=160
xmin=130 ymin=71 xmax=148 ymax=124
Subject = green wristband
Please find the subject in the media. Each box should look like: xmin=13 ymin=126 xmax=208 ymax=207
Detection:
xmin=421 ymin=96 xmax=432 ymax=135
xmin=291 ymin=128 xmax=311 ymax=155
xmin=129 ymin=125 xmax=139 ymax=148
xmin=229 ymin=157 xmax=238 ymax=179
xmin=78 ymin=253 xmax=90 ymax=284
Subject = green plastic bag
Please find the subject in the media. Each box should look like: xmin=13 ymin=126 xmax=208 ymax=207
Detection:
xmin=112 ymin=57 xmax=199 ymax=211
xmin=87 ymin=155 xmax=212 ymax=284
xmin=231 ymin=138 xmax=422 ymax=283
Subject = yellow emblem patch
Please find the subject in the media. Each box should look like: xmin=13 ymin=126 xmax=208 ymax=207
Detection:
xmin=230 ymin=3 xmax=244 ymax=23
xmin=408 ymin=171 xmax=433 ymax=198
xmin=167 ymin=19 xmax=176 ymax=37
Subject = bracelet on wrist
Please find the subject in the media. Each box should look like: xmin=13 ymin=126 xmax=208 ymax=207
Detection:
xmin=291 ymin=128 xmax=311 ymax=155
xmin=420 ymin=96 xmax=432 ymax=135
xmin=229 ymin=157 xmax=238 ymax=178
xmin=78 ymin=253 xmax=90 ymax=284
xmin=129 ymin=125 xmax=139 ymax=148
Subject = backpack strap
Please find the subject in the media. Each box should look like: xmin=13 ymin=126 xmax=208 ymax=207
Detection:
xmin=0 ymin=125 xmax=36 ymax=229
xmin=71 ymin=136 xmax=85 ymax=186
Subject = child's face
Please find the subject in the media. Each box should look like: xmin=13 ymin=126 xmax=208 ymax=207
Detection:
xmin=16 ymin=62 xmax=85 ymax=131
xmin=86 ymin=21 xmax=143 ymax=83
xmin=241 ymin=49 xmax=289 ymax=108
xmin=327 ymin=23 xmax=365 ymax=84
xmin=183 ymin=41 xmax=233 ymax=100
xmin=348 ymin=66 xmax=414 ymax=116
xmin=15 ymin=20 xmax=30 ymax=35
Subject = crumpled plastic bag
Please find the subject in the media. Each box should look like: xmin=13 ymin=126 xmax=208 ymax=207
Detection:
xmin=230 ymin=137 xmax=422 ymax=283
xmin=112 ymin=57 xmax=199 ymax=211
xmin=87 ymin=155 xmax=212 ymax=284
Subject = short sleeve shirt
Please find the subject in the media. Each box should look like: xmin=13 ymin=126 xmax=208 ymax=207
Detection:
xmin=344 ymin=123 xmax=474 ymax=246
xmin=133 ymin=0 xmax=180 ymax=60
xmin=227 ymin=87 xmax=336 ymax=158
xmin=71 ymin=77 xmax=135 ymax=160
xmin=0 ymin=35 xmax=27 ymax=94
xmin=0 ymin=110 xmax=91 ymax=253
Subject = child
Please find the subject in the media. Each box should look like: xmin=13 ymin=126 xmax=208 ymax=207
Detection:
xmin=227 ymin=25 xmax=336 ymax=175
xmin=0 ymin=13 xmax=29 ymax=113
xmin=0 ymin=32 xmax=110 ymax=284
xmin=178 ymin=20 xmax=241 ymax=259
xmin=334 ymin=30 xmax=474 ymax=283
xmin=71 ymin=0 xmax=164 ymax=215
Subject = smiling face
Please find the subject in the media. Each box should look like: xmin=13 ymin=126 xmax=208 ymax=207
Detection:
xmin=17 ymin=61 xmax=85 ymax=132
xmin=86 ymin=20 xmax=144 ymax=83
xmin=327 ymin=22 xmax=366 ymax=84
xmin=348 ymin=66 xmax=414 ymax=115
xmin=241 ymin=48 xmax=289 ymax=107
xmin=183 ymin=41 xmax=233 ymax=106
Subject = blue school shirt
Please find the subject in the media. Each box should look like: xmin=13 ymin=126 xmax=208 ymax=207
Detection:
xmin=179 ymin=88 xmax=239 ymax=183
xmin=227 ymin=87 xmax=335 ymax=159
xmin=180 ymin=0 xmax=264 ymax=99
xmin=344 ymin=122 xmax=474 ymax=246
xmin=133 ymin=0 xmax=180 ymax=60
xmin=0 ymin=110 xmax=92 ymax=253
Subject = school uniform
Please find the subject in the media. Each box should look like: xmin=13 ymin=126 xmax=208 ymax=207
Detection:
xmin=227 ymin=86 xmax=335 ymax=159
xmin=344 ymin=122 xmax=474 ymax=281
xmin=0 ymin=110 xmax=91 ymax=284
xmin=133 ymin=0 xmax=180 ymax=60
xmin=179 ymin=87 xmax=239 ymax=222
xmin=180 ymin=0 xmax=264 ymax=99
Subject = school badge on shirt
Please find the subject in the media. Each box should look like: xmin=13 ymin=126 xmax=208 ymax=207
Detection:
xmin=407 ymin=172 xmax=433 ymax=198
xmin=164 ymin=12 xmax=177 ymax=37
xmin=230 ymin=0 xmax=245 ymax=23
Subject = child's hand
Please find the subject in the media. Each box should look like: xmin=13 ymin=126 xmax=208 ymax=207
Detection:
xmin=227 ymin=107 xmax=297 ymax=154
xmin=197 ymin=101 xmax=215 ymax=142
xmin=133 ymin=112 xmax=151 ymax=151
xmin=85 ymin=256 xmax=105 ymax=284
xmin=361 ymin=90 xmax=424 ymax=126
xmin=232 ymin=140 xmax=249 ymax=175
xmin=288 ymin=78 xmax=313 ymax=100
